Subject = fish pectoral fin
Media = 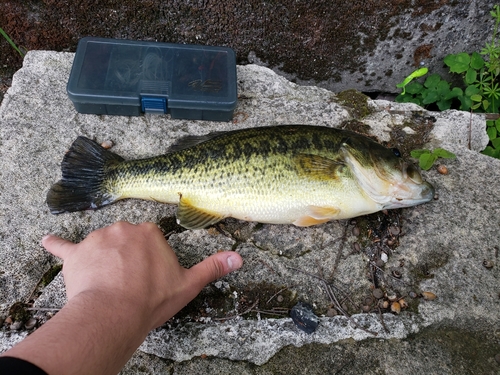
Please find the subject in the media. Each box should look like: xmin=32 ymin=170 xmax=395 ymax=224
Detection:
xmin=293 ymin=205 xmax=340 ymax=227
xmin=294 ymin=154 xmax=346 ymax=180
xmin=176 ymin=196 xmax=225 ymax=229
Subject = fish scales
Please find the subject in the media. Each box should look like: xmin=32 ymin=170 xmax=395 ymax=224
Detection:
xmin=47 ymin=125 xmax=435 ymax=229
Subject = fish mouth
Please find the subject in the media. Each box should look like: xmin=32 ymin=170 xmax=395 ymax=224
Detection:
xmin=383 ymin=181 xmax=435 ymax=209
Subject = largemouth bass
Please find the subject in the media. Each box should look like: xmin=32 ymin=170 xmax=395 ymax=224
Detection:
xmin=47 ymin=125 xmax=435 ymax=229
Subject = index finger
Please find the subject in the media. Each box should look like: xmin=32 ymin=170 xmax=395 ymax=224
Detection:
xmin=42 ymin=234 xmax=76 ymax=260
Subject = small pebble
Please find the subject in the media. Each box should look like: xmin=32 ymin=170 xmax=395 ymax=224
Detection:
xmin=364 ymin=296 xmax=374 ymax=305
xmin=387 ymin=294 xmax=398 ymax=302
xmin=100 ymin=140 xmax=114 ymax=149
xmin=5 ymin=316 xmax=13 ymax=325
xmin=290 ymin=302 xmax=320 ymax=334
xmin=380 ymin=252 xmax=388 ymax=263
xmin=391 ymin=301 xmax=401 ymax=314
xmin=399 ymin=298 xmax=408 ymax=309
xmin=24 ymin=317 xmax=37 ymax=330
xmin=483 ymin=260 xmax=494 ymax=269
xmin=380 ymin=300 xmax=389 ymax=309
xmin=433 ymin=192 xmax=439 ymax=200
xmin=372 ymin=288 xmax=384 ymax=299
xmin=362 ymin=305 xmax=371 ymax=312
xmin=389 ymin=226 xmax=400 ymax=236
xmin=352 ymin=226 xmax=360 ymax=236
xmin=387 ymin=239 xmax=394 ymax=246
xmin=276 ymin=295 xmax=284 ymax=303
xmin=392 ymin=270 xmax=402 ymax=278
xmin=408 ymin=291 xmax=418 ymax=299
xmin=10 ymin=321 xmax=23 ymax=331
xmin=421 ymin=291 xmax=437 ymax=300
xmin=495 ymin=353 xmax=500 ymax=364
xmin=326 ymin=308 xmax=337 ymax=317
xmin=352 ymin=242 xmax=361 ymax=252
xmin=437 ymin=165 xmax=448 ymax=175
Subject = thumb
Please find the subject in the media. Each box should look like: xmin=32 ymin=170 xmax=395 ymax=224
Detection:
xmin=187 ymin=251 xmax=243 ymax=290
xmin=42 ymin=234 xmax=76 ymax=260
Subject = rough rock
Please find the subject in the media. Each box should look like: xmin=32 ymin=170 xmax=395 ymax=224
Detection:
xmin=0 ymin=1 xmax=497 ymax=93
xmin=0 ymin=51 xmax=499 ymax=374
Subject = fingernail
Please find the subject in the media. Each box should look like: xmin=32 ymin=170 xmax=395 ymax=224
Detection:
xmin=42 ymin=234 xmax=54 ymax=242
xmin=226 ymin=254 xmax=242 ymax=271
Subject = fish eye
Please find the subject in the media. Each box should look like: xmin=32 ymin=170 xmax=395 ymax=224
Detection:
xmin=392 ymin=148 xmax=401 ymax=157
xmin=406 ymin=164 xmax=423 ymax=183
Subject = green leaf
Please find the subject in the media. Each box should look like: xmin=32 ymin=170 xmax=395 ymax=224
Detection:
xmin=444 ymin=53 xmax=471 ymax=73
xmin=433 ymin=148 xmax=456 ymax=159
xmin=470 ymin=94 xmax=482 ymax=102
xmin=408 ymin=97 xmax=423 ymax=106
xmin=436 ymin=99 xmax=452 ymax=111
xmin=470 ymin=52 xmax=485 ymax=70
xmin=424 ymin=74 xmax=442 ymax=89
xmin=419 ymin=153 xmax=438 ymax=170
xmin=492 ymin=137 xmax=500 ymax=149
xmin=482 ymin=146 xmax=500 ymax=158
xmin=436 ymin=80 xmax=451 ymax=96
xmin=465 ymin=85 xmax=481 ymax=96
xmin=396 ymin=67 xmax=429 ymax=93
xmin=0 ymin=27 xmax=25 ymax=57
xmin=495 ymin=119 xmax=500 ymax=132
xmin=465 ymin=68 xmax=477 ymax=85
xmin=422 ymin=91 xmax=439 ymax=104
xmin=458 ymin=95 xmax=472 ymax=111
xmin=410 ymin=149 xmax=430 ymax=158
xmin=405 ymin=81 xmax=424 ymax=95
xmin=444 ymin=87 xmax=463 ymax=100
xmin=487 ymin=126 xmax=497 ymax=140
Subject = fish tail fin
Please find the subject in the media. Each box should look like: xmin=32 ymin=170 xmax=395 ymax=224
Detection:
xmin=46 ymin=137 xmax=124 ymax=214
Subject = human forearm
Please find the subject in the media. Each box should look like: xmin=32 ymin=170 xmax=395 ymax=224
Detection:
xmin=3 ymin=290 xmax=152 ymax=375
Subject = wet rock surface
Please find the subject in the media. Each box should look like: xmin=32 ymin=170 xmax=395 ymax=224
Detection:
xmin=0 ymin=1 xmax=497 ymax=93
xmin=0 ymin=51 xmax=499 ymax=374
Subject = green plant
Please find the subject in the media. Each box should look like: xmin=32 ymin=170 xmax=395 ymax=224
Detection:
xmin=396 ymin=71 xmax=462 ymax=111
xmin=395 ymin=67 xmax=428 ymax=94
xmin=441 ymin=5 xmax=500 ymax=113
xmin=397 ymin=5 xmax=500 ymax=160
xmin=0 ymin=27 xmax=25 ymax=57
xmin=483 ymin=119 xmax=500 ymax=158
xmin=410 ymin=148 xmax=456 ymax=171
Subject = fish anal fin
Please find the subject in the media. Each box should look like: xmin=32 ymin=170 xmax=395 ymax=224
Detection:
xmin=293 ymin=205 xmax=340 ymax=227
xmin=176 ymin=196 xmax=225 ymax=229
xmin=294 ymin=154 xmax=345 ymax=181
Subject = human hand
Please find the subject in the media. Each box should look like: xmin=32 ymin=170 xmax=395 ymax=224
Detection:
xmin=1 ymin=222 xmax=242 ymax=375
xmin=42 ymin=221 xmax=243 ymax=329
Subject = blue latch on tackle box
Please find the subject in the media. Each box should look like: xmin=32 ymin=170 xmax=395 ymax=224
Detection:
xmin=67 ymin=37 xmax=237 ymax=121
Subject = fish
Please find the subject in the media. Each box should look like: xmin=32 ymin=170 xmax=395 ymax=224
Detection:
xmin=46 ymin=125 xmax=435 ymax=229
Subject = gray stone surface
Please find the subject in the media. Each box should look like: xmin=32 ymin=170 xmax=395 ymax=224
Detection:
xmin=0 ymin=51 xmax=499 ymax=374
xmin=1 ymin=1 xmax=497 ymax=94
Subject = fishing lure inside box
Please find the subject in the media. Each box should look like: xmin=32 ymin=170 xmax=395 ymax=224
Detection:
xmin=67 ymin=37 xmax=237 ymax=121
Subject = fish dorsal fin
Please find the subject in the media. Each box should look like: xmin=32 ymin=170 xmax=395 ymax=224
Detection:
xmin=294 ymin=154 xmax=346 ymax=180
xmin=176 ymin=195 xmax=225 ymax=229
xmin=168 ymin=131 xmax=230 ymax=152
